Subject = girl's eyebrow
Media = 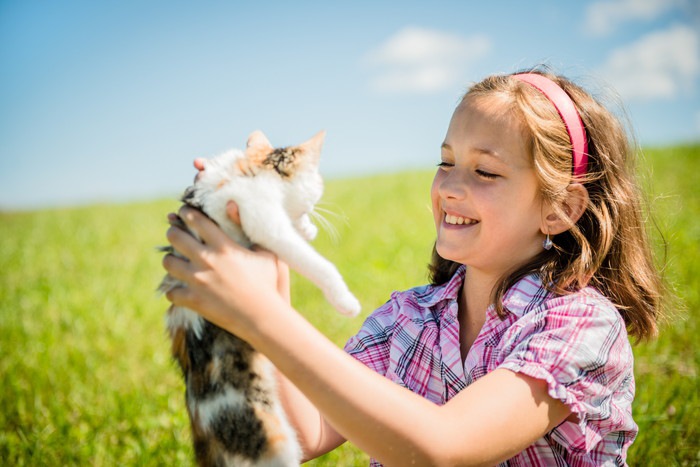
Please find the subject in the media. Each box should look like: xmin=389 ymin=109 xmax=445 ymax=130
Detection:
xmin=442 ymin=142 xmax=506 ymax=163
xmin=476 ymin=147 xmax=505 ymax=162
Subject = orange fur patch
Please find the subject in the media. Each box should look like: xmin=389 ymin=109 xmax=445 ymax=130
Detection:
xmin=235 ymin=158 xmax=259 ymax=177
xmin=169 ymin=324 xmax=189 ymax=372
xmin=245 ymin=146 xmax=271 ymax=167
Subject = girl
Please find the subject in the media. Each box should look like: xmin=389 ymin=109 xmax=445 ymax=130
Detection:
xmin=163 ymin=69 xmax=663 ymax=465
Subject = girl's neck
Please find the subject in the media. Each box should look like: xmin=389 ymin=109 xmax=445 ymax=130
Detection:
xmin=462 ymin=267 xmax=497 ymax=311
xmin=458 ymin=267 xmax=496 ymax=361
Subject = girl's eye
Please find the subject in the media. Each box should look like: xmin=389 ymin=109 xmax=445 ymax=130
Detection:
xmin=476 ymin=169 xmax=499 ymax=179
xmin=437 ymin=161 xmax=454 ymax=168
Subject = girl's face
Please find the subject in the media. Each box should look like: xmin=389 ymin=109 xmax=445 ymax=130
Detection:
xmin=431 ymin=95 xmax=546 ymax=278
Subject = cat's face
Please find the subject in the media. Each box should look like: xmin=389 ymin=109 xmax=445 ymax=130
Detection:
xmin=241 ymin=130 xmax=325 ymax=216
xmin=185 ymin=130 xmax=325 ymax=238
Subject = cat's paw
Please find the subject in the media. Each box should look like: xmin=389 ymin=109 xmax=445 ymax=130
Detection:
xmin=331 ymin=291 xmax=361 ymax=317
xmin=300 ymin=222 xmax=318 ymax=241
xmin=295 ymin=214 xmax=318 ymax=241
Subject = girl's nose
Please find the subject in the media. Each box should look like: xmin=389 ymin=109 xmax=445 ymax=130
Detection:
xmin=439 ymin=169 xmax=469 ymax=200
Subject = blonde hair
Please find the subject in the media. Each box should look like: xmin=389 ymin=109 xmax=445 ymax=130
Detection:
xmin=429 ymin=69 xmax=665 ymax=340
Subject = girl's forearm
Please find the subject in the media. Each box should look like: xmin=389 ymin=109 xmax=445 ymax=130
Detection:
xmin=274 ymin=369 xmax=346 ymax=461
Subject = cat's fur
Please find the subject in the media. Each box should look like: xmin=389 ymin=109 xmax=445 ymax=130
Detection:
xmin=159 ymin=130 xmax=360 ymax=467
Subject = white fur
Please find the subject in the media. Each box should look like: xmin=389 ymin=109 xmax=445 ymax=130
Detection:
xmin=167 ymin=305 xmax=204 ymax=339
xmin=192 ymin=148 xmax=361 ymax=317
xmin=191 ymin=386 xmax=247 ymax=430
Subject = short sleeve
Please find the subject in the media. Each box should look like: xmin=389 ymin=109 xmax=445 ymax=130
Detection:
xmin=496 ymin=291 xmax=636 ymax=453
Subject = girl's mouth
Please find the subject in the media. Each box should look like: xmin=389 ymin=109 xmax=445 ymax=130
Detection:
xmin=444 ymin=214 xmax=479 ymax=225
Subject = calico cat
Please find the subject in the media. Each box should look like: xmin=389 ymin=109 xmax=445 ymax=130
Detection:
xmin=159 ymin=130 xmax=360 ymax=466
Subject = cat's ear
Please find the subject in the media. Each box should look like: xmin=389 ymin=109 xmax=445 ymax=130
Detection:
xmin=245 ymin=130 xmax=273 ymax=165
xmin=298 ymin=130 xmax=326 ymax=163
xmin=246 ymin=130 xmax=273 ymax=151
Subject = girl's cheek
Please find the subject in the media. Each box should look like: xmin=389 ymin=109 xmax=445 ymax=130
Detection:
xmin=430 ymin=173 xmax=444 ymax=227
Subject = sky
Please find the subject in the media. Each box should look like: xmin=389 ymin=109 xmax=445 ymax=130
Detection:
xmin=1 ymin=0 xmax=698 ymax=210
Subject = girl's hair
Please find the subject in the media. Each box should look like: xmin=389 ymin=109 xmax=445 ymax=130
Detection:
xmin=429 ymin=68 xmax=665 ymax=340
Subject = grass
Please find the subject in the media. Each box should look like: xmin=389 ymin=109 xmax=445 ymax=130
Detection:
xmin=1 ymin=147 xmax=698 ymax=465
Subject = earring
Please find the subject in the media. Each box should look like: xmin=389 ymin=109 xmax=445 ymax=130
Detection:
xmin=543 ymin=233 xmax=553 ymax=250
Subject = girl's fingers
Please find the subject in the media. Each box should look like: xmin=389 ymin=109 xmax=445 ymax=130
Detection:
xmin=166 ymin=224 xmax=203 ymax=261
xmin=251 ymin=244 xmax=290 ymax=303
xmin=165 ymin=283 xmax=194 ymax=308
xmin=162 ymin=253 xmax=193 ymax=283
xmin=179 ymin=206 xmax=235 ymax=251
xmin=276 ymin=256 xmax=291 ymax=304
xmin=226 ymin=201 xmax=241 ymax=226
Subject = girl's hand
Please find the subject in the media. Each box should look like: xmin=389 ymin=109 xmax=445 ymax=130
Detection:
xmin=162 ymin=202 xmax=291 ymax=340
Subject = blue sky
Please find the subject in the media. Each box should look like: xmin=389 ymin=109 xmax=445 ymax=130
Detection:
xmin=1 ymin=0 xmax=698 ymax=210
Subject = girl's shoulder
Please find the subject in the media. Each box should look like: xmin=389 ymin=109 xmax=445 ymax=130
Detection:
xmin=495 ymin=276 xmax=633 ymax=377
xmin=498 ymin=276 xmax=633 ymax=374
xmin=503 ymin=275 xmax=625 ymax=330
xmin=539 ymin=284 xmax=626 ymax=332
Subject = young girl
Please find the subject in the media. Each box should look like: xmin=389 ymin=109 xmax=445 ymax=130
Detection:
xmin=162 ymin=69 xmax=663 ymax=465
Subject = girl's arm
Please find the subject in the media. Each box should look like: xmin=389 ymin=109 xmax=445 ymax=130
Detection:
xmin=163 ymin=207 xmax=571 ymax=466
xmin=245 ymin=297 xmax=570 ymax=466
xmin=275 ymin=370 xmax=347 ymax=461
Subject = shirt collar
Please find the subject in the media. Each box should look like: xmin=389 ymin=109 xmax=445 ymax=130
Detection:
xmin=491 ymin=273 xmax=551 ymax=319
xmin=414 ymin=265 xmax=466 ymax=307
xmin=414 ymin=265 xmax=550 ymax=319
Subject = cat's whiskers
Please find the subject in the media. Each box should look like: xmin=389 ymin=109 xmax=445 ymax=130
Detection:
xmin=310 ymin=204 xmax=346 ymax=244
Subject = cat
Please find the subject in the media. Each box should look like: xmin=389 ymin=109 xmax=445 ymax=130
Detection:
xmin=159 ymin=130 xmax=361 ymax=467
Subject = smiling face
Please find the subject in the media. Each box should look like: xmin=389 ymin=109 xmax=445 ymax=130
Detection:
xmin=431 ymin=94 xmax=547 ymax=279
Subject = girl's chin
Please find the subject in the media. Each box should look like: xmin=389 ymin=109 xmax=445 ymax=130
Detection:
xmin=435 ymin=245 xmax=467 ymax=264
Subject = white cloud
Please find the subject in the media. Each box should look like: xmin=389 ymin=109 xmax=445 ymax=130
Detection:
xmin=585 ymin=0 xmax=686 ymax=36
xmin=364 ymin=26 xmax=491 ymax=94
xmin=597 ymin=23 xmax=700 ymax=100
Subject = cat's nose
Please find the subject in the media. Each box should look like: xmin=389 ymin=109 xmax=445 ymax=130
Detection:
xmin=192 ymin=157 xmax=206 ymax=183
xmin=193 ymin=158 xmax=206 ymax=171
xmin=193 ymin=158 xmax=206 ymax=182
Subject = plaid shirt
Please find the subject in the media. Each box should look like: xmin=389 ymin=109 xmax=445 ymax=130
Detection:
xmin=344 ymin=266 xmax=636 ymax=466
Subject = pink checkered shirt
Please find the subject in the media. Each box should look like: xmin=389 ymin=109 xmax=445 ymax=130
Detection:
xmin=344 ymin=266 xmax=637 ymax=466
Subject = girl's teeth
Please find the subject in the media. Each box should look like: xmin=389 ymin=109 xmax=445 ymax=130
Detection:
xmin=446 ymin=214 xmax=475 ymax=225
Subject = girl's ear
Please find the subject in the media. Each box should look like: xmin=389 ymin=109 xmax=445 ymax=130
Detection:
xmin=541 ymin=183 xmax=589 ymax=235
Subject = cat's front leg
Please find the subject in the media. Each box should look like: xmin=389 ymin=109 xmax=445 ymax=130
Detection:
xmin=242 ymin=208 xmax=360 ymax=317
xmin=294 ymin=213 xmax=318 ymax=241
xmin=277 ymin=238 xmax=360 ymax=317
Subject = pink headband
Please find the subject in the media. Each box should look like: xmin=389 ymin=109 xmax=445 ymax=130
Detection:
xmin=513 ymin=73 xmax=588 ymax=178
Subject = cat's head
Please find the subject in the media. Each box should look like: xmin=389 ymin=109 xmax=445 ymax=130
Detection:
xmin=242 ymin=130 xmax=326 ymax=229
xmin=244 ymin=130 xmax=325 ymax=180
xmin=183 ymin=130 xmax=326 ymax=243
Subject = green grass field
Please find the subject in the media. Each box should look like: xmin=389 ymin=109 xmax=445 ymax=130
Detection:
xmin=1 ymin=146 xmax=698 ymax=465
